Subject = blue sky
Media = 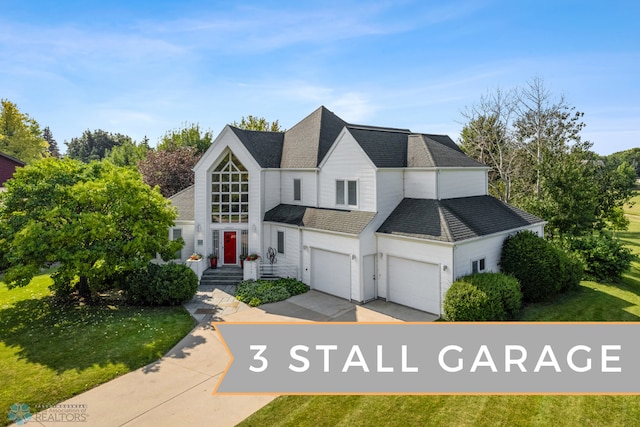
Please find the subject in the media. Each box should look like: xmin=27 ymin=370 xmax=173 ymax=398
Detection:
xmin=1 ymin=1 xmax=638 ymax=155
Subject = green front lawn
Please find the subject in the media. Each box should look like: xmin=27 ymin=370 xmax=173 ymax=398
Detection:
xmin=0 ymin=272 xmax=195 ymax=426
xmin=239 ymin=213 xmax=640 ymax=426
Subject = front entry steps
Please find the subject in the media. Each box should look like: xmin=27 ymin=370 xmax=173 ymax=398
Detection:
xmin=200 ymin=266 xmax=243 ymax=287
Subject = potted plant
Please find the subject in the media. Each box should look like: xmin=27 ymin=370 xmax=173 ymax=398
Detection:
xmin=188 ymin=253 xmax=202 ymax=261
xmin=246 ymin=253 xmax=260 ymax=261
xmin=239 ymin=254 xmax=247 ymax=268
xmin=208 ymin=253 xmax=218 ymax=269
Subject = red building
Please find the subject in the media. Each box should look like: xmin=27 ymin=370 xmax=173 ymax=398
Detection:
xmin=0 ymin=151 xmax=26 ymax=187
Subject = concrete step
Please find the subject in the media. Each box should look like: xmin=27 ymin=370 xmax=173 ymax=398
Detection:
xmin=200 ymin=267 xmax=244 ymax=286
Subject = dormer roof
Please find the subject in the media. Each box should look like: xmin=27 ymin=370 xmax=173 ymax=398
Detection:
xmin=280 ymin=106 xmax=347 ymax=168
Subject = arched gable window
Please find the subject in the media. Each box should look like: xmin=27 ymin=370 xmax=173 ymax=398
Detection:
xmin=211 ymin=152 xmax=249 ymax=223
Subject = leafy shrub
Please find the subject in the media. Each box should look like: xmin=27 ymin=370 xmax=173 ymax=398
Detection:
xmin=563 ymin=233 xmax=635 ymax=282
xmin=122 ymin=262 xmax=198 ymax=306
xmin=443 ymin=273 xmax=522 ymax=321
xmin=555 ymin=247 xmax=584 ymax=292
xmin=501 ymin=231 xmax=576 ymax=303
xmin=443 ymin=281 xmax=488 ymax=321
xmin=500 ymin=231 xmax=557 ymax=302
xmin=235 ymin=278 xmax=309 ymax=307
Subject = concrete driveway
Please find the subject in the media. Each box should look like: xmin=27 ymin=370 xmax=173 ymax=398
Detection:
xmin=29 ymin=288 xmax=436 ymax=426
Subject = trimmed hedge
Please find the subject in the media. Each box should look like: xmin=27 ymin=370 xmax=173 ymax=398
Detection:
xmin=122 ymin=262 xmax=198 ymax=306
xmin=235 ymin=278 xmax=309 ymax=307
xmin=443 ymin=273 xmax=522 ymax=321
xmin=501 ymin=231 xmax=582 ymax=303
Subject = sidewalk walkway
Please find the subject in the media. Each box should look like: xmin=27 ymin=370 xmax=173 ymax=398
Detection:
xmin=29 ymin=286 xmax=436 ymax=426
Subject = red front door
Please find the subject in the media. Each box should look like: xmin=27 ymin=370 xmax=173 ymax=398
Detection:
xmin=223 ymin=231 xmax=237 ymax=264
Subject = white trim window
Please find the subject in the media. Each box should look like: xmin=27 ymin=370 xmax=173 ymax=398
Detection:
xmin=277 ymin=230 xmax=285 ymax=255
xmin=471 ymin=258 xmax=486 ymax=274
xmin=336 ymin=179 xmax=357 ymax=207
xmin=293 ymin=178 xmax=301 ymax=202
xmin=211 ymin=151 xmax=249 ymax=223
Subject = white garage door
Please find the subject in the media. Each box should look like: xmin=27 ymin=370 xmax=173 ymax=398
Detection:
xmin=388 ymin=256 xmax=440 ymax=314
xmin=311 ymin=248 xmax=351 ymax=300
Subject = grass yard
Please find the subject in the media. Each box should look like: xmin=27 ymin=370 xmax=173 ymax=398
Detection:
xmin=0 ymin=272 xmax=195 ymax=426
xmin=239 ymin=205 xmax=640 ymax=426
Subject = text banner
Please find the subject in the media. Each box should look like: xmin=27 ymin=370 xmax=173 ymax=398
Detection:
xmin=214 ymin=323 xmax=640 ymax=394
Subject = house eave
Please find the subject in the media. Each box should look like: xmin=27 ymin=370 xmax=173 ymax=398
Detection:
xmin=375 ymin=221 xmax=546 ymax=246
xmin=264 ymin=220 xmax=363 ymax=238
xmin=374 ymin=231 xmax=455 ymax=247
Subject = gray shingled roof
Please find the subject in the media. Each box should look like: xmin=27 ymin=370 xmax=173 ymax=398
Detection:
xmin=228 ymin=106 xmax=485 ymax=170
xmin=347 ymin=129 xmax=486 ymax=168
xmin=377 ymin=196 xmax=544 ymax=242
xmin=281 ymin=106 xmax=347 ymax=168
xmin=168 ymin=185 xmax=195 ymax=221
xmin=229 ymin=127 xmax=284 ymax=168
xmin=347 ymin=127 xmax=410 ymax=167
xmin=264 ymin=204 xmax=376 ymax=235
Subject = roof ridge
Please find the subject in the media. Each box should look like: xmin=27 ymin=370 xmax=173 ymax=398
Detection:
xmin=347 ymin=124 xmax=411 ymax=133
xmin=436 ymin=201 xmax=454 ymax=242
xmin=418 ymin=134 xmax=436 ymax=167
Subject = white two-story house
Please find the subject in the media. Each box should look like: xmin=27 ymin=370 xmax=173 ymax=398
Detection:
xmin=175 ymin=106 xmax=544 ymax=315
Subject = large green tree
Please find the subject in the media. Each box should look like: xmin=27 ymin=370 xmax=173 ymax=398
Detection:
xmin=0 ymin=99 xmax=49 ymax=163
xmin=232 ymin=115 xmax=284 ymax=132
xmin=105 ymin=137 xmax=150 ymax=168
xmin=0 ymin=158 xmax=181 ymax=301
xmin=66 ymin=129 xmax=132 ymax=163
xmin=157 ymin=123 xmax=213 ymax=154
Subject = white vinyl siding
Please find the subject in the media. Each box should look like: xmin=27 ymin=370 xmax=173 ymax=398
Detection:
xmin=438 ymin=169 xmax=487 ymax=199
xmin=280 ymin=171 xmax=316 ymax=206
xmin=319 ymin=132 xmax=376 ymax=211
xmin=264 ymin=170 xmax=281 ymax=211
xmin=404 ymin=170 xmax=437 ymax=199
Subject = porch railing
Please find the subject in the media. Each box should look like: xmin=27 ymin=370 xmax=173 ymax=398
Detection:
xmin=259 ymin=263 xmax=298 ymax=279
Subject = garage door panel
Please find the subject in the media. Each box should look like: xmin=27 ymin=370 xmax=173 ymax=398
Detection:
xmin=388 ymin=256 xmax=439 ymax=314
xmin=311 ymin=249 xmax=351 ymax=300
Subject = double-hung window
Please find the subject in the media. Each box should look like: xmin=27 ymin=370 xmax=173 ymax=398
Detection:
xmin=472 ymin=258 xmax=486 ymax=273
xmin=336 ymin=180 xmax=357 ymax=207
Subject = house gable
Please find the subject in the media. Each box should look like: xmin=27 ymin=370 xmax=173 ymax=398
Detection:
xmin=317 ymin=129 xmax=377 ymax=211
